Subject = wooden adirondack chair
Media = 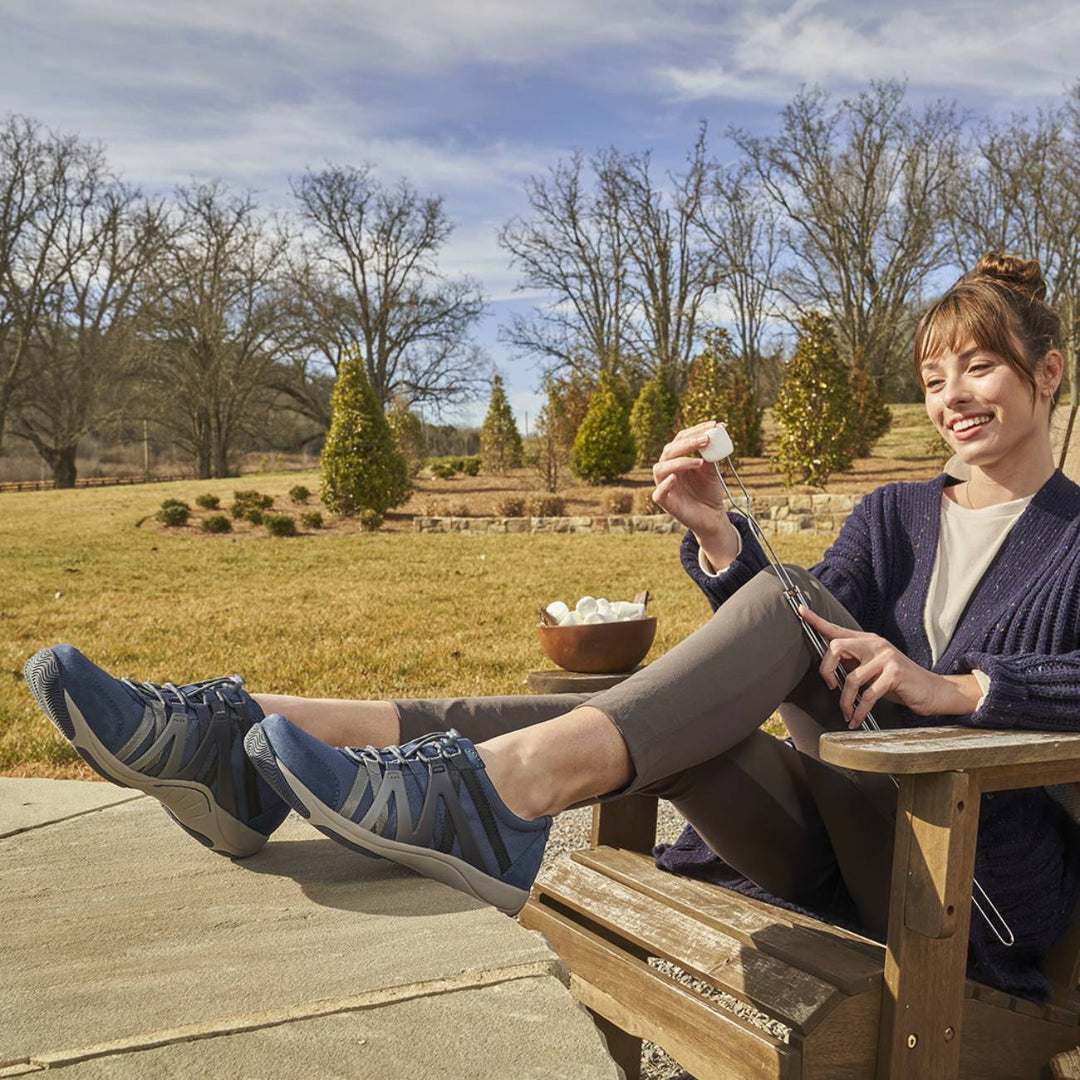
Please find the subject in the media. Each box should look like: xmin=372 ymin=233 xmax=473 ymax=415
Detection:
xmin=522 ymin=730 xmax=1080 ymax=1080
xmin=520 ymin=411 xmax=1080 ymax=1080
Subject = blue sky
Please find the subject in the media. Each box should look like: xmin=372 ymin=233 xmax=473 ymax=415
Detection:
xmin=3 ymin=0 xmax=1078 ymax=426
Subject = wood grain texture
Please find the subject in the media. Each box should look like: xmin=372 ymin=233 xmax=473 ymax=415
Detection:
xmin=877 ymin=772 xmax=980 ymax=1080
xmin=1051 ymin=1046 xmax=1080 ymax=1079
xmin=519 ymin=898 xmax=797 ymax=1080
xmin=820 ymin=726 xmax=1080 ymax=775
xmin=535 ymin=857 xmax=842 ymax=1034
xmin=575 ymin=846 xmax=883 ymax=996
xmin=901 ymin=771 xmax=974 ymax=940
xmin=589 ymin=798 xmax=658 ymax=854
xmin=961 ymin=996 xmax=1080 ymax=1079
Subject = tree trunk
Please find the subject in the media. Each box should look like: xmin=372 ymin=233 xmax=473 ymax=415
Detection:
xmin=52 ymin=444 xmax=78 ymax=489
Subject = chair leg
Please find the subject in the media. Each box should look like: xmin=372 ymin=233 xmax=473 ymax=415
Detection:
xmin=590 ymin=1009 xmax=642 ymax=1080
xmin=590 ymin=796 xmax=659 ymax=854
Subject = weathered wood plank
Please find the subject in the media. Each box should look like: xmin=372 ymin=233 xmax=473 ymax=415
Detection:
xmin=1051 ymin=1046 xmax=1080 ymax=1079
xmin=962 ymin=995 xmax=1080 ymax=1079
xmin=820 ymin=727 xmax=1080 ymax=776
xmin=902 ymin=772 xmax=973 ymax=940
xmin=589 ymin=797 xmax=658 ymax=854
xmin=520 ymin=898 xmax=798 ymax=1080
xmin=534 ymin=857 xmax=843 ymax=1034
xmin=575 ymin=846 xmax=883 ymax=996
xmin=877 ymin=771 xmax=979 ymax=1080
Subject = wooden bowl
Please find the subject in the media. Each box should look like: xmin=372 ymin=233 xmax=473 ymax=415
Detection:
xmin=537 ymin=617 xmax=657 ymax=674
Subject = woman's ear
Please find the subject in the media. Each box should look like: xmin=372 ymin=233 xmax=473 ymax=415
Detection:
xmin=1041 ymin=350 xmax=1065 ymax=397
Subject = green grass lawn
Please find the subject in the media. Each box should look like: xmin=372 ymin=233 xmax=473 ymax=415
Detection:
xmin=0 ymin=476 xmax=832 ymax=776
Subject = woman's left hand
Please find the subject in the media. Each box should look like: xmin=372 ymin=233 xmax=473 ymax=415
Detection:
xmin=797 ymin=606 xmax=952 ymax=727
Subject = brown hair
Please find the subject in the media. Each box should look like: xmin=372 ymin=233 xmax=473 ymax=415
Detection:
xmin=913 ymin=253 xmax=1063 ymax=408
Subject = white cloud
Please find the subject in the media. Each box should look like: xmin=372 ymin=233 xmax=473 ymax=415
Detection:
xmin=654 ymin=0 xmax=1080 ymax=105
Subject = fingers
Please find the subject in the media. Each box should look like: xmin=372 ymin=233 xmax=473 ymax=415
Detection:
xmin=847 ymin=673 xmax=890 ymax=729
xmin=652 ymin=455 xmax=706 ymax=485
xmin=656 ymin=421 xmax=719 ymax=467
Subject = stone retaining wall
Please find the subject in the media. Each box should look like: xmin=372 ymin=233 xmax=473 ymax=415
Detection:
xmin=412 ymin=493 xmax=862 ymax=537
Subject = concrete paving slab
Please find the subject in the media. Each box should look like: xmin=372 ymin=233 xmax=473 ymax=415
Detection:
xmin=1 ymin=782 xmax=619 ymax=1079
xmin=6 ymin=976 xmax=620 ymax=1079
xmin=0 ymin=778 xmax=141 ymax=838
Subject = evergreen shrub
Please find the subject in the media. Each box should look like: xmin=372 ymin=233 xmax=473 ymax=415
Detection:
xmin=849 ymin=350 xmax=893 ymax=457
xmin=289 ymin=485 xmax=311 ymax=504
xmin=264 ymin=513 xmax=297 ymax=537
xmin=387 ymin=396 xmax=428 ymax=477
xmin=245 ymin=508 xmax=265 ymax=526
xmin=201 ymin=514 xmax=232 ymax=534
xmin=195 ymin=494 xmax=220 ymax=510
xmin=571 ymin=371 xmax=635 ymax=484
xmin=358 ymin=508 xmax=384 ymax=532
xmin=773 ymin=313 xmax=856 ymax=487
xmin=156 ymin=500 xmax=190 ymax=527
xmin=320 ymin=351 xmax=411 ymax=517
xmin=300 ymin=511 xmax=324 ymax=529
xmin=479 ymin=373 xmax=523 ymax=473
xmin=680 ymin=329 xmax=764 ymax=463
xmin=629 ymin=371 xmax=677 ymax=467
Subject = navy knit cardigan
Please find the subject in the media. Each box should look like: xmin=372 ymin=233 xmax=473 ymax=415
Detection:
xmin=661 ymin=469 xmax=1080 ymax=1001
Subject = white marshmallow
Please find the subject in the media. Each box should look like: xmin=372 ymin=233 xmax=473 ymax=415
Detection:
xmin=559 ymin=611 xmax=581 ymax=626
xmin=575 ymin=596 xmax=598 ymax=617
xmin=700 ymin=424 xmax=734 ymax=463
xmin=546 ymin=600 xmax=570 ymax=621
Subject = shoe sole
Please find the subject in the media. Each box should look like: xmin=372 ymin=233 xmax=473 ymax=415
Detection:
xmin=24 ymin=648 xmax=270 ymax=858
xmin=244 ymin=724 xmax=530 ymax=915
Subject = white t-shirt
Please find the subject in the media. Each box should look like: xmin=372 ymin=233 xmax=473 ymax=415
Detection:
xmin=697 ymin=489 xmax=1034 ymax=710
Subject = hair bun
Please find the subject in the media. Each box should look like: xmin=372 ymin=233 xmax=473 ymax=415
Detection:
xmin=974 ymin=252 xmax=1047 ymax=302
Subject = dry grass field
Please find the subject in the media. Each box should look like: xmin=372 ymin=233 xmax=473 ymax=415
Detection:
xmin=0 ymin=476 xmax=838 ymax=778
xmin=1 ymin=401 xmax=968 ymax=778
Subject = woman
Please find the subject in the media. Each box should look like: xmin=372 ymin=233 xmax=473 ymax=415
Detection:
xmin=25 ymin=253 xmax=1080 ymax=1000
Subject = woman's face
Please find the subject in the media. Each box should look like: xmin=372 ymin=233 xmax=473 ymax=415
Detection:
xmin=921 ymin=339 xmax=1057 ymax=469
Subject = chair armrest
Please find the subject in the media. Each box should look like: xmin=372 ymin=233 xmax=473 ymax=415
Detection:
xmin=820 ymin=725 xmax=1080 ymax=791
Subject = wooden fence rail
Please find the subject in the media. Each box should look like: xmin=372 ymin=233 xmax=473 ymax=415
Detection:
xmin=0 ymin=473 xmax=190 ymax=494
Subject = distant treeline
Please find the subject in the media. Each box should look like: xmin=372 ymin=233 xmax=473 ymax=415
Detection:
xmin=2 ymin=77 xmax=1078 ymax=486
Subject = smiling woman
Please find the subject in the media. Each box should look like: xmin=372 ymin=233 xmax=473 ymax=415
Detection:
xmin=915 ymin=253 xmax=1065 ymax=510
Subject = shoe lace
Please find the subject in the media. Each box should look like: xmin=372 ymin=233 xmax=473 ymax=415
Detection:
xmin=121 ymin=674 xmax=248 ymax=718
xmin=349 ymin=729 xmax=464 ymax=767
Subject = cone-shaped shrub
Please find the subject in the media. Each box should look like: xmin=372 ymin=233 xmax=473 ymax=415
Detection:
xmin=679 ymin=329 xmax=764 ymax=464
xmin=479 ymin=372 xmax=523 ymax=473
xmin=773 ymin=313 xmax=855 ymax=487
xmin=849 ymin=349 xmax=893 ymax=457
xmin=571 ymin=370 xmax=635 ymax=484
xmin=629 ymin=370 xmax=677 ymax=467
xmin=320 ymin=351 xmax=411 ymax=516
xmin=387 ymin=394 xmax=428 ymax=476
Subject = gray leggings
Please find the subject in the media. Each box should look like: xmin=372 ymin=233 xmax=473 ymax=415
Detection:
xmin=392 ymin=565 xmax=900 ymax=936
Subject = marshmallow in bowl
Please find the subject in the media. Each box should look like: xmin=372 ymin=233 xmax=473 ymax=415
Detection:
xmin=545 ymin=596 xmax=646 ymax=626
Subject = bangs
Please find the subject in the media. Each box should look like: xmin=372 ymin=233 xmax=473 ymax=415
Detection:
xmin=914 ymin=281 xmax=1033 ymax=388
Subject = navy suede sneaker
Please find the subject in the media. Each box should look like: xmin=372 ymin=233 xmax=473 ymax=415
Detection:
xmin=244 ymin=714 xmax=552 ymax=914
xmin=24 ymin=645 xmax=289 ymax=856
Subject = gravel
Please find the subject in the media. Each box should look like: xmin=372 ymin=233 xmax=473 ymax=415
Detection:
xmin=534 ymin=803 xmax=789 ymax=1080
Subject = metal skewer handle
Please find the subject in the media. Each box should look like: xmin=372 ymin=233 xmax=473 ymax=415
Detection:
xmin=709 ymin=456 xmax=1014 ymax=948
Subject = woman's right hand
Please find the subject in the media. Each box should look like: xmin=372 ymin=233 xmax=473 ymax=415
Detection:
xmin=651 ymin=420 xmax=732 ymax=538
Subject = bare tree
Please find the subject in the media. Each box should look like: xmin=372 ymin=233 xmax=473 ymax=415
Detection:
xmin=11 ymin=184 xmax=166 ymax=486
xmin=950 ymin=93 xmax=1080 ymax=409
xmin=291 ymin=165 xmax=486 ymax=414
xmin=601 ymin=127 xmax=719 ymax=394
xmin=143 ymin=181 xmax=294 ymax=478
xmin=697 ymin=159 xmax=783 ymax=394
xmin=733 ymin=81 xmax=964 ymax=389
xmin=498 ymin=150 xmax=633 ymax=380
xmin=0 ymin=114 xmax=106 ymax=452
